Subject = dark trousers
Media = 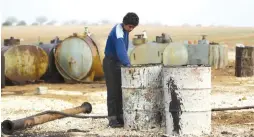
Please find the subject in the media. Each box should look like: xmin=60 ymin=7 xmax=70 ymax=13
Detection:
xmin=103 ymin=56 xmax=123 ymax=119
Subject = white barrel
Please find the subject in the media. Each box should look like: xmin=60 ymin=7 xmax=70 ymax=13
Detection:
xmin=129 ymin=42 xmax=168 ymax=65
xmin=209 ymin=45 xmax=219 ymax=69
xmin=121 ymin=64 xmax=164 ymax=130
xmin=163 ymin=42 xmax=188 ymax=66
xmin=218 ymin=45 xmax=224 ymax=68
xmin=121 ymin=64 xmax=162 ymax=88
xmin=223 ymin=44 xmax=229 ymax=67
xmin=220 ymin=44 xmax=229 ymax=68
xmin=163 ymin=65 xmax=211 ymax=136
xmin=209 ymin=44 xmax=228 ymax=69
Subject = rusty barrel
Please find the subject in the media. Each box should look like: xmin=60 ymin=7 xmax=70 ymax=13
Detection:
xmin=1 ymin=45 xmax=48 ymax=84
xmin=121 ymin=64 xmax=164 ymax=130
xmin=163 ymin=65 xmax=211 ymax=136
xmin=235 ymin=46 xmax=254 ymax=77
xmin=54 ymin=34 xmax=105 ymax=83
xmin=39 ymin=44 xmax=64 ymax=83
xmin=1 ymin=55 xmax=5 ymax=88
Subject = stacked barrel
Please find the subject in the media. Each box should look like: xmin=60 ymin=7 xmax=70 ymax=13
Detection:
xmin=121 ymin=64 xmax=164 ymax=130
xmin=163 ymin=65 xmax=211 ymax=136
xmin=121 ymin=65 xmax=212 ymax=136
xmin=122 ymin=38 xmax=212 ymax=136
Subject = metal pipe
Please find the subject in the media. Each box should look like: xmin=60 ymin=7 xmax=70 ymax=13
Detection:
xmin=1 ymin=102 xmax=92 ymax=135
xmin=212 ymin=106 xmax=254 ymax=111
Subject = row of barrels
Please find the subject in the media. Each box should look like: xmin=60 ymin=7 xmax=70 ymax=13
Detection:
xmin=1 ymin=38 xmax=253 ymax=86
xmin=1 ymin=34 xmax=106 ymax=86
xmin=128 ymin=42 xmax=254 ymax=77
xmin=121 ymin=64 xmax=212 ymax=136
xmin=187 ymin=43 xmax=228 ymax=69
xmin=128 ymin=42 xmax=229 ymax=68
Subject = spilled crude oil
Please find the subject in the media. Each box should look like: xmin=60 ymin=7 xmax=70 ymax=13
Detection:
xmin=166 ymin=77 xmax=183 ymax=134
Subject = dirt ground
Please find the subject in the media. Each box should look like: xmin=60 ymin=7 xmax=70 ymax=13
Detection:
xmin=1 ymin=56 xmax=254 ymax=137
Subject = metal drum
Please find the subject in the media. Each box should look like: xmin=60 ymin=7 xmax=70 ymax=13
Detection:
xmin=129 ymin=42 xmax=168 ymax=65
xmin=54 ymin=34 xmax=104 ymax=83
xmin=1 ymin=45 xmax=48 ymax=84
xmin=163 ymin=42 xmax=188 ymax=66
xmin=209 ymin=44 xmax=219 ymax=69
xmin=1 ymin=55 xmax=5 ymax=88
xmin=235 ymin=46 xmax=254 ymax=77
xmin=187 ymin=44 xmax=209 ymax=65
xmin=163 ymin=65 xmax=211 ymax=136
xmin=121 ymin=64 xmax=164 ymax=130
xmin=209 ymin=44 xmax=228 ymax=69
xmin=39 ymin=44 xmax=64 ymax=83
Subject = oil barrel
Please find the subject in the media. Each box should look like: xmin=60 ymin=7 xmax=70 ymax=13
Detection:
xmin=39 ymin=44 xmax=64 ymax=83
xmin=54 ymin=35 xmax=105 ymax=83
xmin=235 ymin=46 xmax=254 ymax=77
xmin=1 ymin=45 xmax=48 ymax=84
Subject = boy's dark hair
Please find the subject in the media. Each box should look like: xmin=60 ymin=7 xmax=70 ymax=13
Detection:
xmin=123 ymin=12 xmax=139 ymax=26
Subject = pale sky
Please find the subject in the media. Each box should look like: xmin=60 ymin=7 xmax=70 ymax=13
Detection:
xmin=1 ymin=0 xmax=254 ymax=26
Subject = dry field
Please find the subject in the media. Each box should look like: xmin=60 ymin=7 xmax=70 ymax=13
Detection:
xmin=2 ymin=25 xmax=254 ymax=47
xmin=1 ymin=25 xmax=254 ymax=137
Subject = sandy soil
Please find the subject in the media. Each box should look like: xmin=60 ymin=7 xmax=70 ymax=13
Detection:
xmin=1 ymin=92 xmax=254 ymax=137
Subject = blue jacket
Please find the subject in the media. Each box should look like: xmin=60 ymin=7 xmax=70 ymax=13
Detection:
xmin=104 ymin=23 xmax=130 ymax=66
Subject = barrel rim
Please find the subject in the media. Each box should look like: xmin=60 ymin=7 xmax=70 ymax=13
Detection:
xmin=235 ymin=46 xmax=254 ymax=48
xmin=163 ymin=64 xmax=211 ymax=68
xmin=121 ymin=63 xmax=163 ymax=68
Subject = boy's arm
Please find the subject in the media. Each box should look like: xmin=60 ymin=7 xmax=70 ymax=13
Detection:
xmin=115 ymin=38 xmax=131 ymax=67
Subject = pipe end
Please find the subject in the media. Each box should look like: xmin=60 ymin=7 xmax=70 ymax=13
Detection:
xmin=1 ymin=120 xmax=14 ymax=135
xmin=81 ymin=102 xmax=92 ymax=114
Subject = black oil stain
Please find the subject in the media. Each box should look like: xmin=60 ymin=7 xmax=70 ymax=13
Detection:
xmin=166 ymin=77 xmax=182 ymax=134
xmin=134 ymin=109 xmax=140 ymax=120
xmin=156 ymin=111 xmax=162 ymax=124
xmin=129 ymin=69 xmax=135 ymax=80
xmin=135 ymin=91 xmax=141 ymax=121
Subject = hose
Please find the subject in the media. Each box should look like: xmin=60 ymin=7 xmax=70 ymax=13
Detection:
xmin=33 ymin=110 xmax=107 ymax=119
xmin=34 ymin=105 xmax=254 ymax=119
xmin=212 ymin=106 xmax=254 ymax=112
